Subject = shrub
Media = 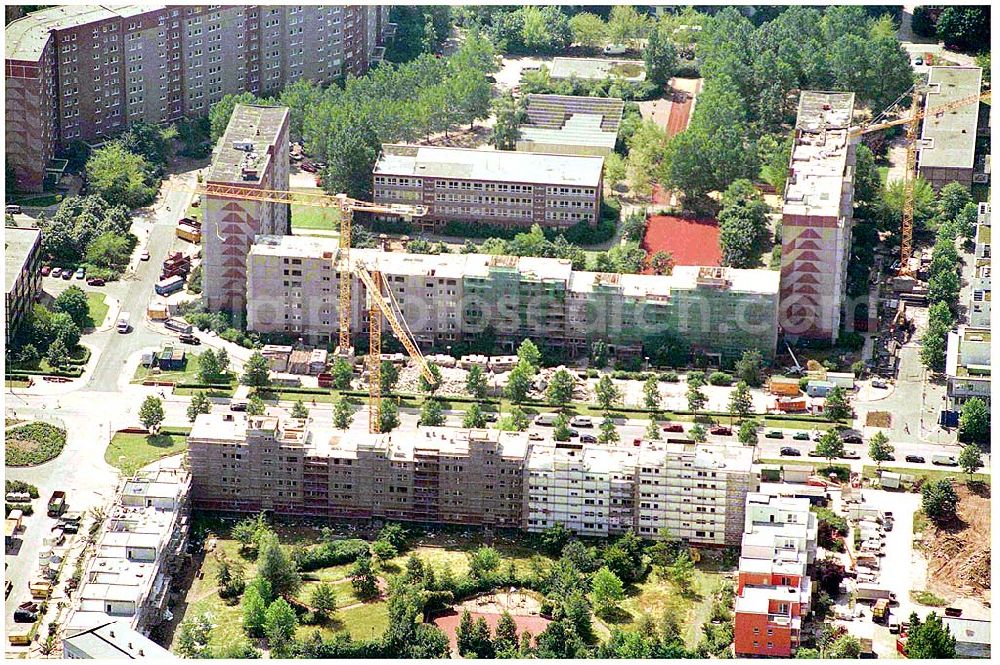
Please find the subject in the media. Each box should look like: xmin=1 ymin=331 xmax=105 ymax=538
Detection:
xmin=5 ymin=422 xmax=67 ymax=466
xmin=292 ymin=538 xmax=370 ymax=572
xmin=708 ymin=372 xmax=733 ymax=386
xmin=5 ymin=479 xmax=40 ymax=498
xmin=659 ymin=371 xmax=679 ymax=382
xmin=6 ymin=502 xmax=34 ymax=516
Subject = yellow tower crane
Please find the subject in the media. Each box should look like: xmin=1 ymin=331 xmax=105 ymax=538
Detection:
xmin=178 ymin=181 xmax=436 ymax=432
xmin=847 ymin=88 xmax=990 ymax=275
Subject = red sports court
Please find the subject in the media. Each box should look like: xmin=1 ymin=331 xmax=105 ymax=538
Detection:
xmin=641 ymin=214 xmax=722 ymax=271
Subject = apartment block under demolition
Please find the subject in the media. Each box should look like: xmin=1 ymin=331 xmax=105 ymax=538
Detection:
xmin=918 ymin=66 xmax=984 ymax=190
xmin=372 ymin=144 xmax=604 ymax=231
xmin=780 ymin=91 xmax=857 ymax=343
xmin=188 ymin=415 xmax=756 ymax=546
xmin=970 ymin=202 xmax=991 ymax=327
xmin=203 ymin=104 xmax=289 ymax=316
xmin=66 ymin=466 xmax=190 ymax=637
xmin=734 ymin=493 xmax=817 ymax=658
xmin=246 ymin=236 xmax=780 ymax=364
xmin=5 ymin=5 xmax=390 ymax=191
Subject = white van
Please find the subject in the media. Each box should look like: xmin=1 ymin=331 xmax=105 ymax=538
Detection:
xmin=603 ymin=44 xmax=627 ymax=55
xmin=116 ymin=312 xmax=131 ymax=333
xmin=534 ymin=413 xmax=558 ymax=427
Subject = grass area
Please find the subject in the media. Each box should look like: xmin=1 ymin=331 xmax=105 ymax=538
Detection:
xmin=104 ymin=428 xmax=190 ymax=475
xmin=909 ymin=589 xmax=948 ymax=607
xmin=613 ymin=568 xmax=725 ymax=649
xmin=9 ymin=193 xmax=61 ymax=207
xmin=877 ymin=166 xmax=890 ymax=185
xmin=185 ymin=202 xmax=203 ymax=222
xmin=5 ymin=422 xmax=67 ymax=466
xmin=5 ymin=379 xmax=32 ymax=388
xmin=862 ymin=465 xmax=990 ymax=486
xmin=291 ymin=204 xmax=340 ymax=232
xmin=912 ymin=510 xmax=928 ymax=534
xmin=173 ymin=386 xmax=237 ymax=398
xmin=132 ymin=352 xmax=235 ymax=386
xmin=85 ymin=291 xmax=108 ymax=329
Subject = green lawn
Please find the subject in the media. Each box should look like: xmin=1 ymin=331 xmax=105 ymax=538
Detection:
xmin=185 ymin=202 xmax=203 ymax=222
xmin=862 ymin=465 xmax=990 ymax=486
xmin=613 ymin=568 xmax=726 ymax=648
xmin=132 ymin=352 xmax=235 ymax=386
xmin=9 ymin=193 xmax=61 ymax=207
xmin=86 ymin=291 xmax=108 ymax=329
xmin=291 ymin=204 xmax=340 ymax=232
xmin=104 ymin=428 xmax=190 ymax=475
xmin=4 ymin=379 xmax=31 ymax=388
xmin=173 ymin=386 xmax=237 ymax=398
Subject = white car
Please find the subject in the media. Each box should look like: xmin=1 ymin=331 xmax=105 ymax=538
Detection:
xmin=603 ymin=44 xmax=627 ymax=55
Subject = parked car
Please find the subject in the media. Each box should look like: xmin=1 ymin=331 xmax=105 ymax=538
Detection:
xmin=74 ymin=267 xmax=86 ymax=279
xmin=140 ymin=250 xmax=150 ymax=261
xmin=301 ymin=161 xmax=317 ymax=173
xmin=662 ymin=423 xmax=684 ymax=433
xmin=807 ymin=449 xmax=824 ymax=457
xmin=50 ymin=267 xmax=62 ymax=278
xmin=570 ymin=416 xmax=593 ymax=428
xmin=568 ymin=428 xmax=580 ymax=438
xmin=40 ymin=265 xmax=51 ymax=276
xmin=87 ymin=277 xmax=106 ymax=286
xmin=914 ymin=56 xmax=924 ymax=65
xmin=580 ymin=434 xmax=597 ymax=444
xmin=61 ymin=268 xmax=73 ymax=280
xmin=905 ymin=455 xmax=925 ymax=464
xmin=6 ymin=204 xmax=23 ymax=214
xmin=230 ymin=400 xmax=248 ymax=412
xmin=780 ymin=447 xmax=802 ymax=457
xmin=793 ymin=432 xmax=810 ymax=440
xmin=603 ymin=44 xmax=627 ymax=55
xmin=872 ymin=379 xmax=888 ymax=389
xmin=884 ymin=453 xmax=895 ymax=461
xmin=765 ymin=430 xmax=784 ymax=439
xmin=483 ymin=413 xmax=498 ymax=423
xmin=839 ymin=450 xmax=861 ymax=460
xmin=528 ymin=432 xmax=543 ymax=441
xmin=842 ymin=433 xmax=863 ymax=444
xmin=709 ymin=426 xmax=732 ymax=436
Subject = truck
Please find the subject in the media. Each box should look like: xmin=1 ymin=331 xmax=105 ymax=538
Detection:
xmin=155 ymin=275 xmax=185 ymax=296
xmin=164 ymin=317 xmax=193 ymax=335
xmin=873 ymin=598 xmax=890 ymax=623
xmin=179 ymin=216 xmax=201 ymax=230
xmin=46 ymin=490 xmax=66 ymax=517
xmin=160 ymin=255 xmax=192 ymax=280
xmin=117 ymin=311 xmax=131 ymax=333
xmin=176 ymin=223 xmax=202 ymax=244
xmin=856 ymin=584 xmax=895 ymax=603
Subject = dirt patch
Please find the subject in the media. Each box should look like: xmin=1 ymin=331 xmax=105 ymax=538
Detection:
xmin=416 ymin=125 xmax=492 ymax=150
xmin=923 ymin=484 xmax=991 ymax=601
xmin=430 ymin=590 xmax=550 ymax=653
xmin=865 ymin=411 xmax=892 ymax=428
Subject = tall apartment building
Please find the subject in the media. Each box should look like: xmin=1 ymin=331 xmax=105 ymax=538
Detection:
xmin=5 ymin=227 xmax=42 ymax=346
xmin=734 ymin=493 xmax=817 ymax=658
xmin=203 ymin=104 xmax=289 ymax=316
xmin=373 ymin=144 xmax=604 ymax=231
xmin=246 ymin=236 xmax=781 ymax=364
xmin=4 ymin=5 xmax=391 ymax=192
xmin=918 ymin=66 xmax=984 ymax=190
xmin=188 ymin=414 xmax=756 ymax=547
xmin=780 ymin=91 xmax=856 ymax=343
xmin=66 ymin=466 xmax=190 ymax=636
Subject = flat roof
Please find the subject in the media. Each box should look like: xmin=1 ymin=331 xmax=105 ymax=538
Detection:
xmin=920 ymin=67 xmax=983 ymax=170
xmin=207 ymin=104 xmax=289 ymax=185
xmin=374 ymin=144 xmax=604 ymax=187
xmin=548 ymin=57 xmax=646 ymax=82
xmin=784 ymin=91 xmax=855 ymax=220
xmin=4 ymin=226 xmax=40 ymax=295
xmin=941 ymin=616 xmax=991 ymax=645
xmin=64 ymin=621 xmax=171 ymax=659
xmin=5 ymin=5 xmax=158 ymax=61
xmin=518 ymin=94 xmax=624 ymax=150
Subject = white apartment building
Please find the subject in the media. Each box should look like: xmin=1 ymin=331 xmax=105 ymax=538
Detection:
xmin=970 ymin=203 xmax=991 ymax=327
xmin=945 ymin=325 xmax=991 ymax=409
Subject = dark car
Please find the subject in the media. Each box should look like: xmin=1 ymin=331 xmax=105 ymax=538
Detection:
xmin=905 ymin=455 xmax=925 ymax=464
xmin=780 ymin=447 xmax=802 ymax=457
xmin=764 ymin=430 xmax=784 ymax=439
xmin=87 ymin=277 xmax=106 ymax=286
xmin=61 ymin=268 xmax=73 ymax=280
xmin=230 ymin=400 xmax=248 ymax=412
xmin=483 ymin=413 xmax=498 ymax=423
xmin=884 ymin=453 xmax=895 ymax=461
xmin=710 ymin=426 xmax=732 ymax=436
xmin=662 ymin=423 xmax=684 ymax=433
xmin=580 ymin=434 xmax=597 ymax=444
xmin=842 ymin=433 xmax=863 ymax=444
xmin=793 ymin=432 xmax=810 ymax=440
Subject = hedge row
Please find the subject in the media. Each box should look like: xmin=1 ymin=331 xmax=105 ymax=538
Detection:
xmin=6 ymin=502 xmax=34 ymax=517
xmin=293 ymin=538 xmax=370 ymax=572
xmin=5 ymin=479 xmax=40 ymax=498
xmin=174 ymin=381 xmax=237 ymax=390
xmin=5 ymin=365 xmax=84 ymax=379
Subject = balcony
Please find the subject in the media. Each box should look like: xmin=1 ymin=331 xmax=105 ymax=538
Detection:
xmin=767 ymin=614 xmax=792 ymax=626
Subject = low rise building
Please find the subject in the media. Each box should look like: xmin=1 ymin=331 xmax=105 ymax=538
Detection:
xmin=372 ymin=143 xmax=604 ymax=231
xmin=918 ymin=67 xmax=984 ymax=190
xmin=941 ymin=616 xmax=990 ymax=659
xmin=970 ymin=203 xmax=991 ymax=326
xmin=188 ymin=414 xmax=755 ymax=547
xmin=4 ymin=226 xmax=41 ymax=346
xmin=734 ymin=493 xmax=817 ymax=658
xmin=945 ymin=325 xmax=991 ymax=409
xmin=245 ymin=237 xmax=781 ymax=365
xmin=516 ymin=94 xmax=624 ymax=157
xmin=66 ymin=466 xmax=190 ymax=636
xmin=62 ymin=621 xmax=172 ymax=659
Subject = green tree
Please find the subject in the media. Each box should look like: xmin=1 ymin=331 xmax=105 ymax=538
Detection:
xmin=332 ymin=394 xmax=353 ymax=429
xmin=466 ymin=364 xmax=489 ymax=399
xmin=937 ymin=182 xmax=974 ymax=224
xmin=197 ymin=348 xmax=220 ymax=383
xmin=257 ymin=533 xmax=301 ymax=597
xmin=933 ymin=6 xmax=989 ymax=52
xmin=264 ymin=598 xmax=299 ymax=656
xmin=175 ymin=613 xmax=213 ymax=658
xmin=642 ymin=375 xmax=662 ymax=411
xmin=959 ymin=397 xmax=990 ymax=443
xmin=569 ymin=12 xmax=606 ymax=50
xmin=591 ymin=566 xmax=625 ymax=618
xmin=50 ymin=312 xmax=80 ymax=349
xmin=187 ymin=392 xmax=212 ymax=422
xmin=119 ymin=121 xmax=171 ymax=167
xmin=350 ymin=552 xmax=380 ymax=599
xmin=868 ymin=431 xmax=894 ymax=469
xmin=379 ymin=399 xmax=401 ymax=432
xmin=241 ymin=351 xmax=271 ymax=387
xmin=85 ymin=143 xmax=157 ymax=208
xmin=689 ymin=423 xmax=708 ymax=443
xmin=921 ymin=478 xmax=959 ymax=524
xmin=590 ymin=340 xmax=609 ymax=369
xmin=242 ymin=579 xmax=269 ymax=637
xmin=469 ymin=546 xmax=502 ymax=580
xmin=734 ymin=349 xmax=764 ymax=387
xmin=139 ymin=395 xmax=165 ymax=431
xmin=494 ymin=610 xmax=519 ymax=655
xmin=645 ymin=418 xmax=662 ymax=441
xmin=827 ymin=634 xmax=862 ymax=659
xmin=905 ymin=612 xmax=957 ymax=659
xmin=463 ymin=402 xmax=487 ymax=428
xmin=505 ymin=362 xmax=534 ymax=404
xmin=928 ymin=269 xmax=961 ymax=310
xmin=815 ymin=430 xmax=844 ymax=463
xmin=456 ymin=609 xmax=476 ymax=657
xmin=498 ymin=406 xmax=530 ymax=432
xmin=645 ymin=17 xmax=679 ymax=85
xmin=599 ymin=415 xmax=621 ymax=445
xmin=824 ymin=387 xmax=851 ymax=421
xmin=650 ymin=251 xmax=674 ymax=276
xmin=547 ymin=369 xmax=576 ymax=408
xmin=372 ymin=538 xmax=398 ymax=563
xmin=380 ymin=361 xmax=400 ymax=395
xmin=330 ymin=358 xmax=353 ymax=390
xmin=686 ymin=385 xmax=707 ymax=414
xmin=607 ymin=5 xmax=650 ymax=49
xmin=553 ymin=413 xmax=573 ymax=442
xmin=667 ymin=550 xmax=694 ymax=594
xmin=419 ymin=397 xmax=445 ymax=426
xmin=517 ymin=339 xmax=542 ymax=371
xmin=418 ymin=362 xmax=442 ymax=394
xmin=489 ymin=92 xmax=525 ymax=151
xmin=291 ymin=400 xmax=309 ymax=419
xmin=595 ymin=375 xmax=622 ymax=411
xmin=920 ymin=301 xmax=955 ymax=371
xmin=728 ymin=381 xmax=754 ymax=421
xmin=958 ymin=443 xmax=983 ymax=478
xmin=45 ymin=338 xmax=70 ymax=369
xmin=246 ymin=394 xmax=265 ymax=416
xmin=53 ymin=286 xmax=90 ymax=329
xmin=738 ymin=419 xmax=760 ymax=445
xmin=719 ymin=195 xmax=770 ymax=269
